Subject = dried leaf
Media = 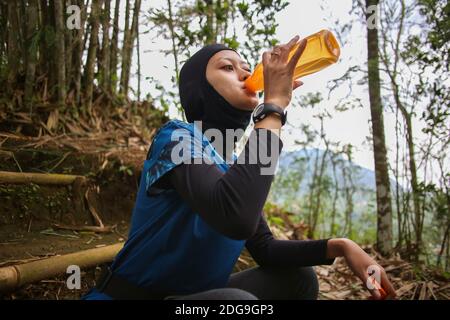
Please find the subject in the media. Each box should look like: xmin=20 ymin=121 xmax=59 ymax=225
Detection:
xmin=335 ymin=290 xmax=352 ymax=299
xmin=427 ymin=282 xmax=438 ymax=300
xmin=320 ymin=282 xmax=331 ymax=292
xmin=396 ymin=283 xmax=416 ymax=297
xmin=419 ymin=282 xmax=427 ymax=300
xmin=321 ymin=292 xmax=339 ymax=300
xmin=46 ymin=110 xmax=59 ymax=131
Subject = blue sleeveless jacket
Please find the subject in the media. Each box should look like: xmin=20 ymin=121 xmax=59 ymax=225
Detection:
xmin=82 ymin=120 xmax=245 ymax=299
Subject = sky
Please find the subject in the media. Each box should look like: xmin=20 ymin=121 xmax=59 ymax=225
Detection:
xmin=125 ymin=0 xmax=428 ymax=175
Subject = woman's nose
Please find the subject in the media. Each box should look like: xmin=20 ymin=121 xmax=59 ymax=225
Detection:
xmin=239 ymin=69 xmax=251 ymax=81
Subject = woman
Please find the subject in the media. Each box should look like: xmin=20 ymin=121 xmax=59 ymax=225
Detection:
xmin=82 ymin=35 xmax=396 ymax=300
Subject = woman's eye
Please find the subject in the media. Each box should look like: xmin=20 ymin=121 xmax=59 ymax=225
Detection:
xmin=222 ymin=65 xmax=251 ymax=73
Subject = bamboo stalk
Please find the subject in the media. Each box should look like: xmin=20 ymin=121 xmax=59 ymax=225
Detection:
xmin=0 ymin=243 xmax=124 ymax=293
xmin=0 ymin=171 xmax=86 ymax=185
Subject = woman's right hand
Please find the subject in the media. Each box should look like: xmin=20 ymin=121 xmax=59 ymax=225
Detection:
xmin=330 ymin=238 xmax=397 ymax=300
xmin=262 ymin=35 xmax=307 ymax=109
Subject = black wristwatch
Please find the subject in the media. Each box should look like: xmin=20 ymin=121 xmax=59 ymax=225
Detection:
xmin=252 ymin=102 xmax=287 ymax=126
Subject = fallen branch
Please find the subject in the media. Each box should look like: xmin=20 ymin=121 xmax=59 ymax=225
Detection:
xmin=0 ymin=243 xmax=124 ymax=293
xmin=52 ymin=186 xmax=115 ymax=234
xmin=85 ymin=187 xmax=105 ymax=228
xmin=0 ymin=171 xmax=86 ymax=185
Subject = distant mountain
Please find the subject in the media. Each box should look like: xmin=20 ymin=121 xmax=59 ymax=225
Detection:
xmin=277 ymin=148 xmax=387 ymax=192
xmin=270 ymin=148 xmax=400 ymax=222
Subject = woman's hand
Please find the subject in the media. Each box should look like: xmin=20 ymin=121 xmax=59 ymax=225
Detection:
xmin=262 ymin=35 xmax=307 ymax=109
xmin=327 ymin=238 xmax=397 ymax=300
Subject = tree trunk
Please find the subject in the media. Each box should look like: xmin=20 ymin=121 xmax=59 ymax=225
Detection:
xmin=437 ymin=223 xmax=450 ymax=267
xmin=366 ymin=0 xmax=393 ymax=255
xmin=73 ymin=0 xmax=89 ymax=105
xmin=388 ymin=63 xmax=422 ymax=257
xmin=120 ymin=0 xmax=141 ymax=96
xmin=167 ymin=0 xmax=180 ymax=85
xmin=330 ymin=155 xmax=339 ymax=237
xmin=204 ymin=0 xmax=215 ymax=44
xmin=6 ymin=1 xmax=20 ymax=94
xmin=84 ymin=0 xmax=102 ymax=113
xmin=54 ymin=0 xmax=66 ymax=108
xmin=307 ymin=149 xmax=320 ymax=238
xmin=100 ymin=0 xmax=111 ymax=91
xmin=109 ymin=0 xmax=121 ymax=93
xmin=129 ymin=0 xmax=142 ymax=91
xmin=0 ymin=3 xmax=7 ymax=60
xmin=311 ymin=147 xmax=329 ymax=237
xmin=38 ymin=0 xmax=50 ymax=90
xmin=24 ymin=0 xmax=39 ymax=110
xmin=222 ymin=0 xmax=232 ymax=39
xmin=379 ymin=0 xmax=422 ymax=257
xmin=342 ymin=157 xmax=355 ymax=238
xmin=215 ymin=0 xmax=230 ymax=41
xmin=18 ymin=1 xmax=26 ymax=56
xmin=119 ymin=0 xmax=131 ymax=95
xmin=309 ymin=118 xmax=330 ymax=238
xmin=398 ymin=101 xmax=422 ymax=256
xmin=394 ymin=106 xmax=403 ymax=248
xmin=65 ymin=0 xmax=73 ymax=92
xmin=136 ymin=20 xmax=141 ymax=101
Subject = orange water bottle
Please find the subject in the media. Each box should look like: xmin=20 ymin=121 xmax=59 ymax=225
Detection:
xmin=244 ymin=29 xmax=341 ymax=93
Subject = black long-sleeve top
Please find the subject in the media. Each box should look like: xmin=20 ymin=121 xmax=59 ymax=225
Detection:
xmin=150 ymin=128 xmax=335 ymax=267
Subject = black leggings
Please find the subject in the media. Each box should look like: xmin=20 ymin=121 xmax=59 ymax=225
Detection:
xmin=164 ymin=266 xmax=319 ymax=300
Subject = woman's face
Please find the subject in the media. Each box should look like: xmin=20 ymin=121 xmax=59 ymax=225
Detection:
xmin=206 ymin=50 xmax=259 ymax=111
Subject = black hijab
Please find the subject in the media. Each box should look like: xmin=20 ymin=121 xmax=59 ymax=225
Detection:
xmin=179 ymin=44 xmax=253 ymax=160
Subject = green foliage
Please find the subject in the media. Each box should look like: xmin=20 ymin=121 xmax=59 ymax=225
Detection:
xmin=403 ymin=0 xmax=449 ymax=140
xmin=119 ymin=165 xmax=134 ymax=176
xmin=237 ymin=0 xmax=290 ymax=68
xmin=417 ymin=0 xmax=450 ymax=64
xmin=297 ymin=92 xmax=323 ymax=109
xmin=267 ymin=216 xmax=284 ymax=227
xmin=42 ymin=24 xmax=56 ymax=49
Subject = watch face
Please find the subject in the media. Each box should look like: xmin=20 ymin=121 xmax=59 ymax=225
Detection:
xmin=254 ymin=103 xmax=265 ymax=117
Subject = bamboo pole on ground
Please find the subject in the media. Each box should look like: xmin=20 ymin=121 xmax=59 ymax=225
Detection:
xmin=0 ymin=243 xmax=124 ymax=293
xmin=0 ymin=171 xmax=86 ymax=185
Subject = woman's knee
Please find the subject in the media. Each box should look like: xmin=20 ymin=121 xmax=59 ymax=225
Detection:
xmin=292 ymin=266 xmax=319 ymax=300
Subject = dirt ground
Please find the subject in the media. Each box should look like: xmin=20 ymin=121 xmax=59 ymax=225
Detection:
xmin=0 ymin=135 xmax=141 ymax=299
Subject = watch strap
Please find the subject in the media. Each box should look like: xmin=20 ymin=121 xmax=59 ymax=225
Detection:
xmin=252 ymin=103 xmax=287 ymax=126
